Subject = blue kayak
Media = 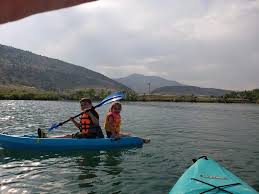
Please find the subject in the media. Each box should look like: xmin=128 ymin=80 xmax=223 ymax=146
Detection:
xmin=170 ymin=156 xmax=258 ymax=194
xmin=0 ymin=133 xmax=144 ymax=151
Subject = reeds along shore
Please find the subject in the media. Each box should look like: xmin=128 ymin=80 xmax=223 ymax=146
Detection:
xmin=0 ymin=85 xmax=258 ymax=104
xmin=0 ymin=85 xmax=135 ymax=101
xmin=138 ymin=94 xmax=256 ymax=103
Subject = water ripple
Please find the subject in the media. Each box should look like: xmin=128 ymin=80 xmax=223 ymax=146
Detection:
xmin=0 ymin=101 xmax=259 ymax=193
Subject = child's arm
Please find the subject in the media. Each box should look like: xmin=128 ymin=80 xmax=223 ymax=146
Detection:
xmin=70 ymin=118 xmax=81 ymax=129
xmin=87 ymin=109 xmax=99 ymax=126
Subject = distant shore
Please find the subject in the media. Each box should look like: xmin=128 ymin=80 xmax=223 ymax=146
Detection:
xmin=0 ymin=85 xmax=111 ymax=101
xmin=137 ymin=94 xmax=258 ymax=104
xmin=0 ymin=85 xmax=258 ymax=104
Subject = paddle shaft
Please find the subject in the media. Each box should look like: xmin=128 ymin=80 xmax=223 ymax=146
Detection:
xmin=58 ymin=106 xmax=98 ymax=127
xmin=57 ymin=112 xmax=83 ymax=127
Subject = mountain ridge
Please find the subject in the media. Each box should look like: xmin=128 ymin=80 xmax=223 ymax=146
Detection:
xmin=115 ymin=73 xmax=184 ymax=93
xmin=152 ymin=85 xmax=231 ymax=96
xmin=0 ymin=44 xmax=129 ymax=91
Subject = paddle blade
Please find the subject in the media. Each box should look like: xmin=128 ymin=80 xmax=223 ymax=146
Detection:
xmin=47 ymin=123 xmax=60 ymax=132
xmin=94 ymin=91 xmax=124 ymax=108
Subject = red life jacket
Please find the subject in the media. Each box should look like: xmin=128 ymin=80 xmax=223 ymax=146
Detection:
xmin=80 ymin=113 xmax=94 ymax=135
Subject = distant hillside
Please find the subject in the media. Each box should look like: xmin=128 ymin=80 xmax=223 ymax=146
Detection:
xmin=152 ymin=86 xmax=231 ymax=96
xmin=115 ymin=73 xmax=184 ymax=93
xmin=0 ymin=44 xmax=128 ymax=91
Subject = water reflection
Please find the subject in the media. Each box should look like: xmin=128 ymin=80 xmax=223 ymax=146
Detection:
xmin=103 ymin=151 xmax=123 ymax=175
xmin=0 ymin=148 xmax=127 ymax=193
xmin=76 ymin=150 xmax=124 ymax=193
xmin=75 ymin=151 xmax=101 ymax=190
xmin=1 ymin=101 xmax=259 ymax=193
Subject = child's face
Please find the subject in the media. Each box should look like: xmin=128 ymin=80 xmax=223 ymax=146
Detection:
xmin=112 ymin=105 xmax=121 ymax=114
xmin=80 ymin=102 xmax=92 ymax=110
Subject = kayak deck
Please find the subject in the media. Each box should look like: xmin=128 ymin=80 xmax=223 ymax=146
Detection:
xmin=170 ymin=156 xmax=258 ymax=194
xmin=0 ymin=133 xmax=144 ymax=151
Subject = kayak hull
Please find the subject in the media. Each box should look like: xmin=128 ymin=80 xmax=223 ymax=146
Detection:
xmin=0 ymin=133 xmax=144 ymax=151
xmin=170 ymin=156 xmax=258 ymax=194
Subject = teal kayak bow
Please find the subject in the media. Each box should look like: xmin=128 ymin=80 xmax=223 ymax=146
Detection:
xmin=170 ymin=156 xmax=258 ymax=194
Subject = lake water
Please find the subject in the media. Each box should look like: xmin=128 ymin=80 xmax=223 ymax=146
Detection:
xmin=0 ymin=100 xmax=258 ymax=193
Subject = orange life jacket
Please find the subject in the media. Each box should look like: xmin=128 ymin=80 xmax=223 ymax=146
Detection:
xmin=80 ymin=113 xmax=94 ymax=135
xmin=104 ymin=112 xmax=121 ymax=133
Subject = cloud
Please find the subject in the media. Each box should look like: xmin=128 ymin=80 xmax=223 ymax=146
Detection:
xmin=0 ymin=0 xmax=258 ymax=90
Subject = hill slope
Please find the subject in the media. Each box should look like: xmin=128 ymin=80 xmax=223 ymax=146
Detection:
xmin=115 ymin=73 xmax=184 ymax=93
xmin=152 ymin=86 xmax=231 ymax=96
xmin=0 ymin=44 xmax=128 ymax=91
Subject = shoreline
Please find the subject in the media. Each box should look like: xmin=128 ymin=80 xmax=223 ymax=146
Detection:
xmin=136 ymin=94 xmax=258 ymax=104
xmin=0 ymin=96 xmax=258 ymax=104
xmin=0 ymin=86 xmax=258 ymax=104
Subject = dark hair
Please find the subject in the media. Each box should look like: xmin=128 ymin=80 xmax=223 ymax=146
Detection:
xmin=80 ymin=98 xmax=92 ymax=104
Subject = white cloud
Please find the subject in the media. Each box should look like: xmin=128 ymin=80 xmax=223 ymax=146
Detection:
xmin=0 ymin=0 xmax=258 ymax=90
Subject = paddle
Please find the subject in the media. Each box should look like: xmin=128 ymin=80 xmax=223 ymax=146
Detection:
xmin=46 ymin=91 xmax=124 ymax=132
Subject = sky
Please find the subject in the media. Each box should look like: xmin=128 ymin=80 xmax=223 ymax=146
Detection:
xmin=0 ymin=0 xmax=258 ymax=90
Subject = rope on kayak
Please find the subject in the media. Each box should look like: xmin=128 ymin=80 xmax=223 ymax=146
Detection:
xmin=191 ymin=178 xmax=241 ymax=194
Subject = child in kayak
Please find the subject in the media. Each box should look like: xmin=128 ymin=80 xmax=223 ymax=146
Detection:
xmin=38 ymin=98 xmax=104 ymax=138
xmin=104 ymin=102 xmax=123 ymax=139
xmin=104 ymin=102 xmax=150 ymax=143
xmin=69 ymin=98 xmax=104 ymax=138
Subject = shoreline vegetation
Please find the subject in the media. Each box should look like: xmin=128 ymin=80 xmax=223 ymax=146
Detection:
xmin=0 ymin=85 xmax=258 ymax=104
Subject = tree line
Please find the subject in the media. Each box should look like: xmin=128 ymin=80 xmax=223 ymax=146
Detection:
xmin=0 ymin=86 xmax=138 ymax=101
xmin=0 ymin=86 xmax=258 ymax=103
xmin=224 ymin=89 xmax=259 ymax=102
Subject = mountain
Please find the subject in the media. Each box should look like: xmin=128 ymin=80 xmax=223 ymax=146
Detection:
xmin=152 ymin=86 xmax=231 ymax=96
xmin=115 ymin=73 xmax=184 ymax=93
xmin=0 ymin=44 xmax=128 ymax=91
